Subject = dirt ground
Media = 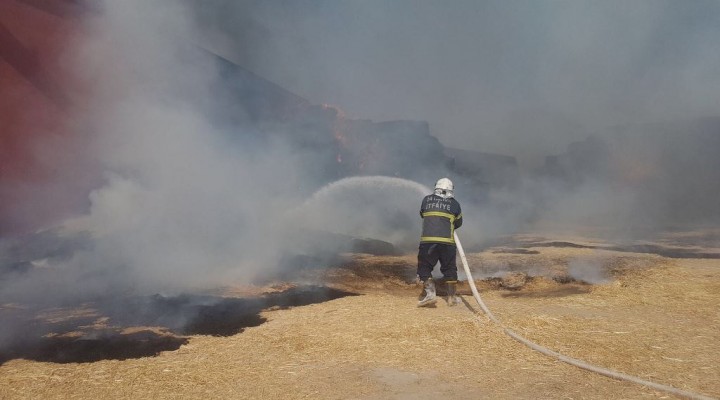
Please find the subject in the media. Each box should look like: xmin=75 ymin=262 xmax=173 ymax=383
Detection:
xmin=1 ymin=235 xmax=719 ymax=399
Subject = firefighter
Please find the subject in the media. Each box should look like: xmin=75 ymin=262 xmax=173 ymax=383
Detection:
xmin=417 ymin=178 xmax=463 ymax=307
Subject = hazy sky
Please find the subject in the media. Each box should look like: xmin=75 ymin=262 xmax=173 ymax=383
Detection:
xmin=193 ymin=0 xmax=720 ymax=166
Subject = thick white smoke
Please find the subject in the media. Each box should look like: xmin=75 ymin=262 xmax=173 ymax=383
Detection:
xmin=3 ymin=0 xmax=720 ymax=306
xmin=187 ymin=0 xmax=720 ymax=244
xmin=2 ymin=0 xmax=447 ymax=306
xmin=72 ymin=2 xmax=277 ymax=293
xmin=1 ymin=1 xmax=320 ymax=304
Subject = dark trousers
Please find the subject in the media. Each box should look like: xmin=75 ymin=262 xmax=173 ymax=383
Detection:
xmin=417 ymin=243 xmax=457 ymax=282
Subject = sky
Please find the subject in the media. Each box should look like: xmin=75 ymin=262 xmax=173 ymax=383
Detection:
xmin=192 ymin=0 xmax=720 ymax=167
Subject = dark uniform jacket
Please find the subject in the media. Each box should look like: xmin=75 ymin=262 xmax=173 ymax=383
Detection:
xmin=420 ymin=194 xmax=463 ymax=245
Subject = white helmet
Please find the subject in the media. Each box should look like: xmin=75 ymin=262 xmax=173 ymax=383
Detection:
xmin=434 ymin=178 xmax=454 ymax=198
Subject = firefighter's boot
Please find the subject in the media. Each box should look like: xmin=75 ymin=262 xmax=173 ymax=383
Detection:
xmin=446 ymin=280 xmax=461 ymax=306
xmin=417 ymin=279 xmax=437 ymax=307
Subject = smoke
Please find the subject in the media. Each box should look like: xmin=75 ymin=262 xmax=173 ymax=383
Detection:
xmin=291 ymin=176 xmax=429 ymax=251
xmin=3 ymin=0 xmax=720 ymax=310
xmin=2 ymin=0 xmax=446 ymax=308
xmin=62 ymin=2 xmax=262 ymax=294
xmin=0 ymin=0 xmax=291 ymax=308
xmin=190 ymin=2 xmax=711 ymax=149
xmin=567 ymin=255 xmax=610 ymax=285
xmin=1 ymin=1 xmax=719 ymax=359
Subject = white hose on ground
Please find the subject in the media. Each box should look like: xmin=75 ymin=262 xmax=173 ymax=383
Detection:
xmin=454 ymin=232 xmax=717 ymax=400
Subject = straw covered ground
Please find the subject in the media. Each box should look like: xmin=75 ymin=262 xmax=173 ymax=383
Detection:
xmin=1 ymin=234 xmax=719 ymax=399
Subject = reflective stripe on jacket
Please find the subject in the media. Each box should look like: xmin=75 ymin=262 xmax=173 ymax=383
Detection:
xmin=419 ymin=194 xmax=463 ymax=244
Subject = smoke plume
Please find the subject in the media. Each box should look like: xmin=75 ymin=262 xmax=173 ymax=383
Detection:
xmin=187 ymin=0 xmax=720 ymax=241
xmin=2 ymin=0 xmax=438 ymax=307
xmin=2 ymin=1 xmax=719 ymax=322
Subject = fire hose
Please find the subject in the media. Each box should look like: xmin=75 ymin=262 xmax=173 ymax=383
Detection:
xmin=453 ymin=232 xmax=717 ymax=400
